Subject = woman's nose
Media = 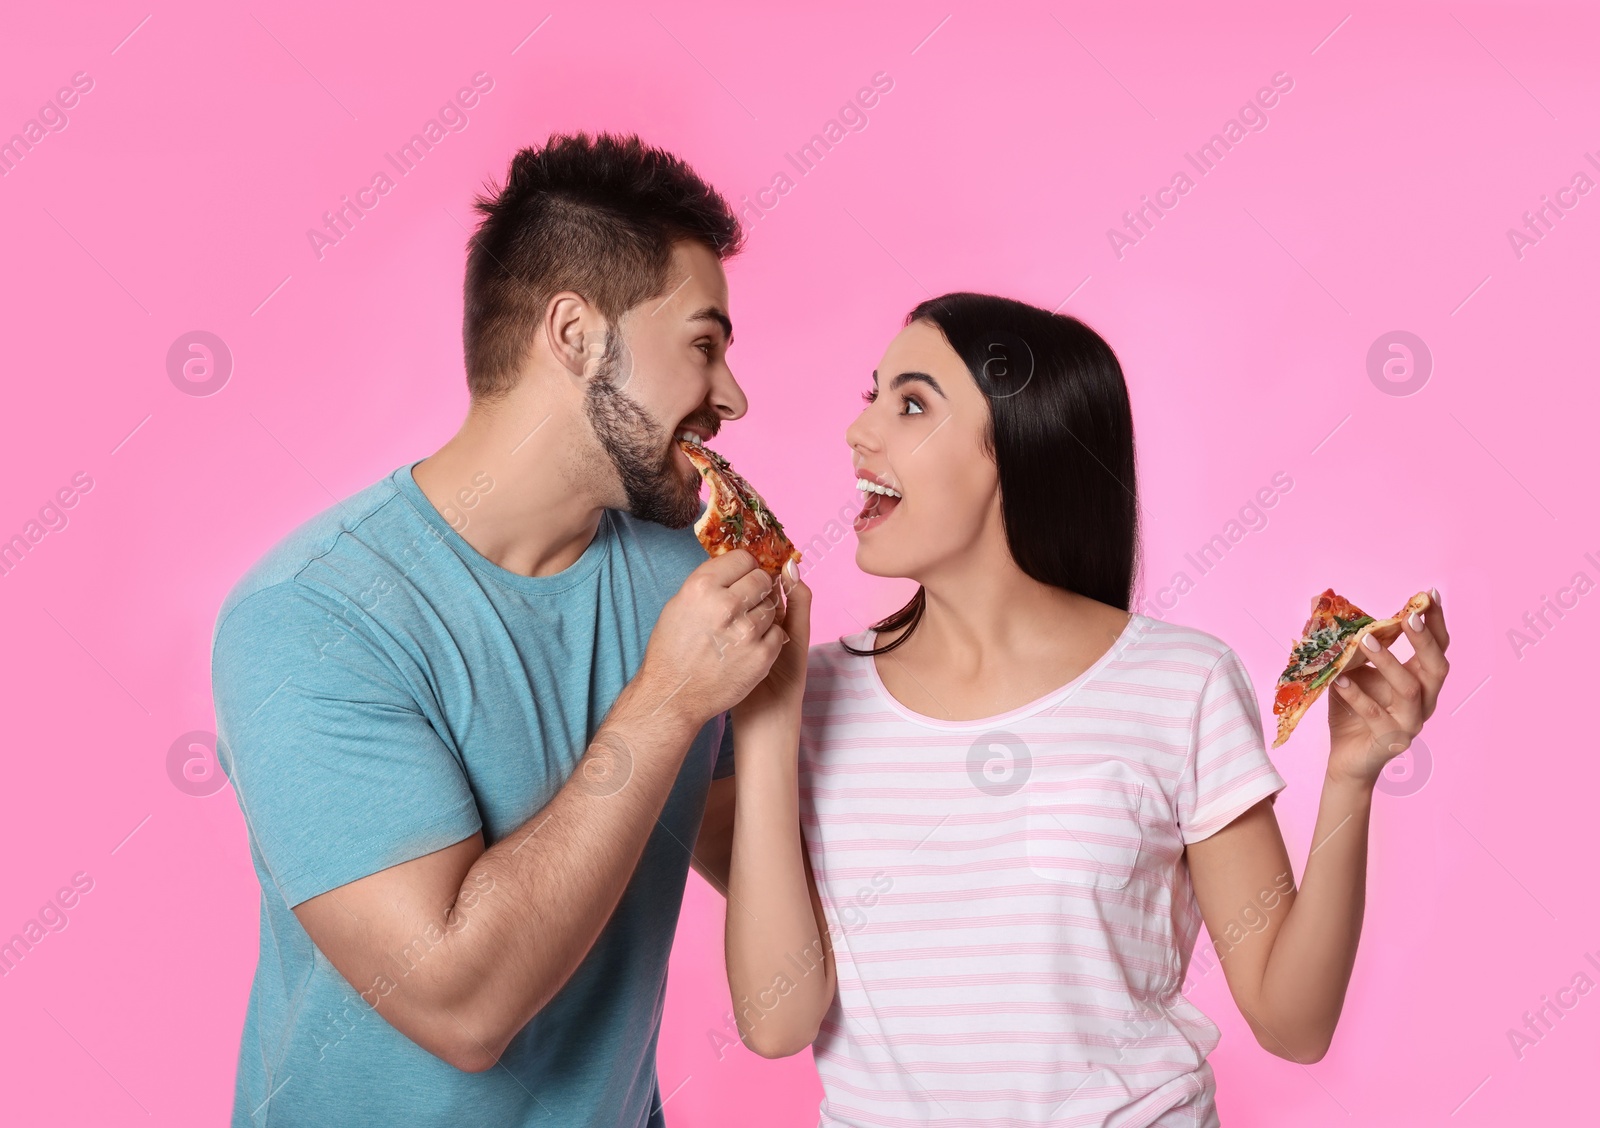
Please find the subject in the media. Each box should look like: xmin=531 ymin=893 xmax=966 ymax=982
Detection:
xmin=845 ymin=410 xmax=880 ymax=458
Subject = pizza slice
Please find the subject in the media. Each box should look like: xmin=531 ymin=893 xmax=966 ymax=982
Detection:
xmin=679 ymin=437 xmax=801 ymax=577
xmin=1271 ymin=588 xmax=1432 ymax=748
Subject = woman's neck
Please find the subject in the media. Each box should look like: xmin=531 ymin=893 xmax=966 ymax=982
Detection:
xmin=874 ymin=553 xmax=1131 ymax=720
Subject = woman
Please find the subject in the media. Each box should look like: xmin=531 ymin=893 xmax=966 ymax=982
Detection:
xmin=726 ymin=292 xmax=1450 ymax=1127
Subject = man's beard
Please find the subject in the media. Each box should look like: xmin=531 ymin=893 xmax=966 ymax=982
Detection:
xmin=583 ymin=329 xmax=705 ymax=529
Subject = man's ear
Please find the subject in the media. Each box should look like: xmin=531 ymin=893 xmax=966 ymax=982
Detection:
xmin=544 ymin=292 xmax=607 ymax=380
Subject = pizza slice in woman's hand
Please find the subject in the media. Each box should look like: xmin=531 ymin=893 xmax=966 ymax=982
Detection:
xmin=679 ymin=437 xmax=801 ymax=578
xmin=1271 ymin=588 xmax=1432 ymax=747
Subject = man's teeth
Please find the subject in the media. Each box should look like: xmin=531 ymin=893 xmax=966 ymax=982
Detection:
xmin=676 ymin=431 xmax=704 ymax=446
xmin=855 ymin=478 xmax=902 ymax=499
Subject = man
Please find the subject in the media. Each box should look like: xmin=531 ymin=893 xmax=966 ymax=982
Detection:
xmin=212 ymin=133 xmax=791 ymax=1126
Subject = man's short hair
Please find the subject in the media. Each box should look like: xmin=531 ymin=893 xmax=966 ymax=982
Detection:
xmin=463 ymin=132 xmax=743 ymax=399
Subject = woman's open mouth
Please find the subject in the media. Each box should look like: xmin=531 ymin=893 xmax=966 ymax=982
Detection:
xmin=852 ymin=474 xmax=902 ymax=534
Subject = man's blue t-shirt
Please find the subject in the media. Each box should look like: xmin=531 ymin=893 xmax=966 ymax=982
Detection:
xmin=211 ymin=463 xmax=733 ymax=1128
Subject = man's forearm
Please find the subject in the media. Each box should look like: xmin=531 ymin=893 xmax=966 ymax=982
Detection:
xmin=291 ymin=546 xmax=785 ymax=1072
xmin=395 ymin=669 xmax=706 ymax=1068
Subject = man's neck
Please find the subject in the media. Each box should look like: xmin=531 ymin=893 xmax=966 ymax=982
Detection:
xmin=413 ymin=389 xmax=610 ymax=579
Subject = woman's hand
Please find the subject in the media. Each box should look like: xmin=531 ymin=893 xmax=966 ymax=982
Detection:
xmin=723 ymin=563 xmax=832 ymax=1058
xmin=731 ymin=562 xmax=811 ymax=735
xmin=1325 ymin=589 xmax=1451 ymax=788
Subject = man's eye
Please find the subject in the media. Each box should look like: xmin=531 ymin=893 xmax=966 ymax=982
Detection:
xmin=697 ymin=342 xmax=714 ymax=357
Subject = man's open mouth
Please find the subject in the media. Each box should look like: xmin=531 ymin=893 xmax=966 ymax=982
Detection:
xmin=672 ymin=429 xmax=707 ymax=485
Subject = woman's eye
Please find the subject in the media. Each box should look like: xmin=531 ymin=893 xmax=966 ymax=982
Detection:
xmin=861 ymin=387 xmax=878 ymax=403
xmin=902 ymin=397 xmax=924 ymax=416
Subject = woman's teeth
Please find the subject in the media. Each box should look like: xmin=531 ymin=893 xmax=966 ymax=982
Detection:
xmin=855 ymin=478 xmax=902 ymax=499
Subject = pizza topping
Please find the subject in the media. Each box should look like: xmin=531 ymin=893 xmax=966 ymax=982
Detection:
xmin=1271 ymin=588 xmax=1431 ymax=746
xmin=680 ymin=439 xmax=801 ymax=576
xmin=1306 ymin=656 xmax=1348 ymax=691
xmin=1272 ymin=601 xmax=1378 ymax=716
xmin=1281 ymin=613 xmax=1375 ymax=683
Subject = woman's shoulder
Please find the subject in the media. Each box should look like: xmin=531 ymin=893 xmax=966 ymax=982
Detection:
xmin=1121 ymin=613 xmax=1242 ymax=672
xmin=805 ymin=631 xmax=875 ymax=677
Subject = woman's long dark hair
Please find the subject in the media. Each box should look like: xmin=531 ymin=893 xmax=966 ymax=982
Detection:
xmin=843 ymin=292 xmax=1140 ymax=657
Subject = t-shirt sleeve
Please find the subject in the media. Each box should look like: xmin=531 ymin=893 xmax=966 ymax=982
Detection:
xmin=212 ymin=585 xmax=482 ymax=908
xmin=1176 ymin=648 xmax=1288 ymax=844
xmin=711 ymin=710 xmax=735 ymax=779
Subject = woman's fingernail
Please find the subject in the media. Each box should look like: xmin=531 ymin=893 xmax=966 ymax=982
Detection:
xmin=1336 ymin=675 xmax=1349 ymax=687
xmin=1408 ymin=612 xmax=1424 ymax=631
xmin=1388 ymin=742 xmax=1408 ymax=753
xmin=1431 ymin=587 xmax=1441 ymax=607
xmin=1361 ymin=633 xmax=1382 ymax=653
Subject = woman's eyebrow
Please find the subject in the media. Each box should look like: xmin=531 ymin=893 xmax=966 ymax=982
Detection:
xmin=889 ymin=370 xmax=946 ymax=397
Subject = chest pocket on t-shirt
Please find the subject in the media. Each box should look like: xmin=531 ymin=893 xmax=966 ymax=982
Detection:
xmin=1023 ymin=760 xmax=1146 ymax=890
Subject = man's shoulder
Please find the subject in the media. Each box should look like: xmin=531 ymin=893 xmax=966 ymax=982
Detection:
xmin=213 ymin=470 xmax=412 ymax=646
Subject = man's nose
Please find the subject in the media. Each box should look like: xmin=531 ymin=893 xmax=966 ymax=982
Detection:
xmin=710 ymin=365 xmax=748 ymax=422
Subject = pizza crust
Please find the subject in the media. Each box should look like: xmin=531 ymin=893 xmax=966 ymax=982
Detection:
xmin=1271 ymin=590 xmax=1432 ymax=748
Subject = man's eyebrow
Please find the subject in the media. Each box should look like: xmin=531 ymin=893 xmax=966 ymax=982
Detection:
xmin=889 ymin=370 xmax=946 ymax=397
xmin=688 ymin=306 xmax=733 ymax=345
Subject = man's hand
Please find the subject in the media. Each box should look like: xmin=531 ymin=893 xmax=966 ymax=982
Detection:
xmin=286 ymin=552 xmax=788 ymax=1073
xmin=640 ymin=549 xmax=787 ymax=725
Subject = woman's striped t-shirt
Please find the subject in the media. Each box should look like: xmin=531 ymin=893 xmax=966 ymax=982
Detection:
xmin=797 ymin=614 xmax=1288 ymax=1128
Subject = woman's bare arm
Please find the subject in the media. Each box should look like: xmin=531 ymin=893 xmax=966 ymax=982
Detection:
xmin=1186 ymin=595 xmax=1450 ymax=1062
xmin=1186 ymin=787 xmax=1365 ymax=1062
xmin=722 ymin=572 xmax=837 ymax=1057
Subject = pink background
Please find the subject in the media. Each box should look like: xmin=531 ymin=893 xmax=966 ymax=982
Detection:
xmin=1 ymin=1 xmax=1595 ymax=1123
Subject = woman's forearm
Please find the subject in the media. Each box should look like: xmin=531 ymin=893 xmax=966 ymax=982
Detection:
xmin=1253 ymin=773 xmax=1374 ymax=1061
xmin=724 ymin=715 xmax=835 ymax=1058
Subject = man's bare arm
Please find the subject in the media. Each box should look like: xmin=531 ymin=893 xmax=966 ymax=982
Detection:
xmin=291 ymin=551 xmax=784 ymax=1072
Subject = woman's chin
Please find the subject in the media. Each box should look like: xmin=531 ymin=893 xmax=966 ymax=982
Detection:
xmin=853 ymin=541 xmax=912 ymax=580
